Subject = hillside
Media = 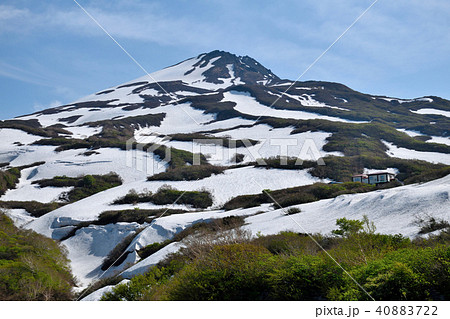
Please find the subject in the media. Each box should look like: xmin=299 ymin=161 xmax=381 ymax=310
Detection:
xmin=0 ymin=50 xmax=448 ymax=299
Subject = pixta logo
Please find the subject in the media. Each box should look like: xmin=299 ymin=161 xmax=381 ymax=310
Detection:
xmin=126 ymin=135 xmax=326 ymax=172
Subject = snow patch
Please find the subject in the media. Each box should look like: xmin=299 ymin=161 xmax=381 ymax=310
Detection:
xmin=411 ymin=108 xmax=450 ymax=118
xmin=382 ymin=140 xmax=450 ymax=165
xmin=224 ymin=91 xmax=365 ymax=123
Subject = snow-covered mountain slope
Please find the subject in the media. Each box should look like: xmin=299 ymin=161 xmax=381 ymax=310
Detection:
xmin=1 ymin=50 xmax=449 ymax=292
xmin=24 ymin=166 xmax=328 ymax=239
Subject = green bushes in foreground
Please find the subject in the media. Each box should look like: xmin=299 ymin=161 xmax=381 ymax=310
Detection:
xmin=101 ymin=217 xmax=450 ymax=301
xmin=103 ymin=242 xmax=449 ymax=301
xmin=0 ymin=213 xmax=74 ymax=300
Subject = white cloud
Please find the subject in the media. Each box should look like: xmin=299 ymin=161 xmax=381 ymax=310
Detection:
xmin=0 ymin=62 xmax=52 ymax=86
xmin=0 ymin=5 xmax=30 ymax=20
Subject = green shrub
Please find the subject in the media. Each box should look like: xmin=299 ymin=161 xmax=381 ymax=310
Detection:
xmin=112 ymin=186 xmax=213 ymax=208
xmin=285 ymin=207 xmax=301 ymax=215
xmin=165 ymin=244 xmax=274 ymax=300
xmin=223 ymin=182 xmax=375 ymax=210
xmin=112 ymin=189 xmax=153 ymax=205
xmin=152 ymin=186 xmax=213 ymax=208
xmin=101 ymin=260 xmax=184 ymax=301
xmin=267 ymin=255 xmax=345 ymax=300
xmin=136 ymin=215 xmax=246 ymax=261
xmin=97 ymin=208 xmax=188 ymax=225
xmin=33 ymin=173 xmax=122 ymax=204
xmin=148 ymin=165 xmax=225 ymax=181
xmin=331 ymin=218 xmax=365 ymax=237
xmin=347 ymin=246 xmax=450 ymax=300
xmin=0 ymin=168 xmax=21 ymax=196
xmin=231 ymin=153 xmax=245 ymax=163
xmin=82 ymin=175 xmax=95 ymax=188
xmin=0 ymin=119 xmax=70 ymax=137
xmin=138 ymin=241 xmax=171 ymax=260
xmin=415 ymin=216 xmax=450 ymax=234
xmin=253 ymin=232 xmax=316 ymax=255
xmin=99 ymin=216 xmax=449 ymax=302
xmin=0 ymin=213 xmax=74 ymax=300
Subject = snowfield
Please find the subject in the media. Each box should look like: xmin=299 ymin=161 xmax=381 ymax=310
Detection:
xmin=120 ymin=242 xmax=185 ymax=279
xmin=2 ymin=184 xmax=72 ymax=203
xmin=24 ymin=165 xmax=326 ymax=238
xmin=382 ymin=140 xmax=450 ymax=165
xmin=242 ymin=173 xmax=450 ymax=238
xmin=64 ymin=222 xmax=140 ymax=287
xmin=0 ymin=128 xmax=43 ymax=146
xmin=3 ymin=145 xmax=167 ymax=184
xmin=4 ymin=209 xmax=34 ymax=228
xmin=113 ymin=54 xmax=243 ymax=91
xmin=427 ymin=136 xmax=450 ymax=146
xmin=397 ymin=128 xmax=422 ymax=137
xmin=396 ymin=129 xmax=450 ymax=146
xmin=410 ymin=108 xmax=450 ymax=118
xmin=212 ymin=124 xmax=344 ymax=161
xmin=224 ymin=91 xmax=366 ymax=123
xmin=142 ymin=124 xmax=344 ymax=166
xmin=132 ymin=103 xmax=254 ymax=135
xmin=1 ymin=165 xmax=69 ymax=204
xmin=63 ymin=126 xmax=103 ymax=139
xmin=378 ymin=97 xmax=434 ymax=104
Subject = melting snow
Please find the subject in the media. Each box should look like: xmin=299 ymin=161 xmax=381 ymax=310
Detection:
xmin=382 ymin=140 xmax=450 ymax=165
xmin=397 ymin=128 xmax=422 ymax=137
xmin=242 ymin=174 xmax=450 ymax=239
xmin=410 ymin=108 xmax=450 ymax=118
xmin=426 ymin=136 xmax=450 ymax=146
xmin=224 ymin=91 xmax=365 ymax=123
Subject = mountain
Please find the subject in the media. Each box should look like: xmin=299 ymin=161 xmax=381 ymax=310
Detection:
xmin=0 ymin=50 xmax=449 ymax=299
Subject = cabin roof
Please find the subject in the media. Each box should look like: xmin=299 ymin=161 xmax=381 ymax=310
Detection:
xmin=367 ymin=171 xmax=395 ymax=176
xmin=352 ymin=171 xmax=396 ymax=178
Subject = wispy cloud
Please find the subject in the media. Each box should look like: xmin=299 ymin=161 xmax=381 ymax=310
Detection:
xmin=0 ymin=62 xmax=53 ymax=87
xmin=1 ymin=0 xmax=449 ymax=113
xmin=2 ymin=1 xmax=450 ymax=74
xmin=33 ymin=100 xmax=61 ymax=112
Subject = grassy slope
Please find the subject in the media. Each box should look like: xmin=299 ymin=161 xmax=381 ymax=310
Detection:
xmin=101 ymin=221 xmax=450 ymax=301
xmin=0 ymin=213 xmax=74 ymax=300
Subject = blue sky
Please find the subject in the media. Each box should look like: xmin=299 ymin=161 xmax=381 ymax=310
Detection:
xmin=1 ymin=0 xmax=450 ymax=120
